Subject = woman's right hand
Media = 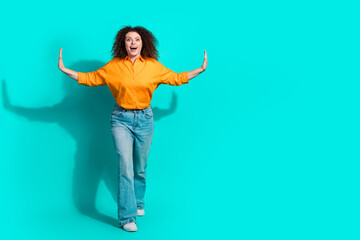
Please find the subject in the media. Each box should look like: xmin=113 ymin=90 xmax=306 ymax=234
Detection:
xmin=58 ymin=48 xmax=65 ymax=71
xmin=57 ymin=48 xmax=79 ymax=81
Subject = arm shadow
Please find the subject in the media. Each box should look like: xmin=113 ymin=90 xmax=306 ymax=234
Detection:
xmin=2 ymin=61 xmax=178 ymax=227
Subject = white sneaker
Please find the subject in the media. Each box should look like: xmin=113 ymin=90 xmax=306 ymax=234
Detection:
xmin=137 ymin=209 xmax=145 ymax=216
xmin=122 ymin=222 xmax=137 ymax=232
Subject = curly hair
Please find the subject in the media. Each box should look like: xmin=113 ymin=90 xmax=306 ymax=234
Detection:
xmin=111 ymin=26 xmax=159 ymax=60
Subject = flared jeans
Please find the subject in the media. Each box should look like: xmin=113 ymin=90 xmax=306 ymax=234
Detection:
xmin=110 ymin=103 xmax=154 ymax=227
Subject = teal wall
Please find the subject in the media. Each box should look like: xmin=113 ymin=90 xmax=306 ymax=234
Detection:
xmin=1 ymin=0 xmax=359 ymax=239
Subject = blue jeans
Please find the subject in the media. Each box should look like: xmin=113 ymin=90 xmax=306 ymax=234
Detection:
xmin=110 ymin=103 xmax=154 ymax=227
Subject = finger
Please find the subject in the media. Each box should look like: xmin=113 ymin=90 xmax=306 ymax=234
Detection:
xmin=59 ymin=48 xmax=62 ymax=58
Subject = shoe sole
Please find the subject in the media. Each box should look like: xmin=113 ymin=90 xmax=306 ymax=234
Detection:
xmin=122 ymin=227 xmax=137 ymax=232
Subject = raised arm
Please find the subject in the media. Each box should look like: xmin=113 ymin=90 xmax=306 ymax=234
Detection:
xmin=58 ymin=48 xmax=110 ymax=87
xmin=188 ymin=50 xmax=207 ymax=80
xmin=58 ymin=48 xmax=78 ymax=81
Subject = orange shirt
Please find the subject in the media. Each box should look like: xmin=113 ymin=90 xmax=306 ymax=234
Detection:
xmin=77 ymin=55 xmax=189 ymax=109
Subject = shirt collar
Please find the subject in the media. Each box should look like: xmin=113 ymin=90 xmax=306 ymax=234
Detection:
xmin=125 ymin=55 xmax=144 ymax=62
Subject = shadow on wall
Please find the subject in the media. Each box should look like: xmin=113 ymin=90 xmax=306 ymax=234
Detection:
xmin=1 ymin=60 xmax=178 ymax=227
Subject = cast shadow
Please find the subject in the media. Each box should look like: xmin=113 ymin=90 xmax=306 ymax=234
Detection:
xmin=1 ymin=60 xmax=178 ymax=227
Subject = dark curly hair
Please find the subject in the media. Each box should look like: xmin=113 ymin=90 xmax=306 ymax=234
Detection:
xmin=111 ymin=26 xmax=159 ymax=60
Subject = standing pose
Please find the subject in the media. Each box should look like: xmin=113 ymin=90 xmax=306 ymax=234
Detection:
xmin=58 ymin=26 xmax=207 ymax=232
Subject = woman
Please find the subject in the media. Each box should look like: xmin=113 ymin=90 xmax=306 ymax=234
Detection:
xmin=58 ymin=26 xmax=207 ymax=232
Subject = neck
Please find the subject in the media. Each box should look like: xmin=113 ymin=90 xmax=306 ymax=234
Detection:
xmin=130 ymin=54 xmax=140 ymax=63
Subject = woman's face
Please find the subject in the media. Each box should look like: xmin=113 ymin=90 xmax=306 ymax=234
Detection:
xmin=125 ymin=31 xmax=143 ymax=58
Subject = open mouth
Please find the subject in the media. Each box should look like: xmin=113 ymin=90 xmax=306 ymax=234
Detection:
xmin=130 ymin=46 xmax=138 ymax=52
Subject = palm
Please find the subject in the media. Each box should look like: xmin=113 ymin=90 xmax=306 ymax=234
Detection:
xmin=202 ymin=50 xmax=207 ymax=72
xmin=58 ymin=48 xmax=65 ymax=70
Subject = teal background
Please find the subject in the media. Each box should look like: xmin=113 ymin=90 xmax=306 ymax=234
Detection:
xmin=1 ymin=0 xmax=359 ymax=239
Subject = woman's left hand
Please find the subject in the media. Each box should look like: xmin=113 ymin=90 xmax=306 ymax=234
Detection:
xmin=201 ymin=50 xmax=207 ymax=72
xmin=187 ymin=50 xmax=208 ymax=80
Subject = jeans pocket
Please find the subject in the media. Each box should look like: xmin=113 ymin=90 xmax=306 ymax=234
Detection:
xmin=145 ymin=109 xmax=153 ymax=119
xmin=112 ymin=109 xmax=125 ymax=118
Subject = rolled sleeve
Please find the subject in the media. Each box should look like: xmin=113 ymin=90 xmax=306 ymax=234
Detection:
xmin=77 ymin=60 xmax=113 ymax=87
xmin=156 ymin=61 xmax=189 ymax=86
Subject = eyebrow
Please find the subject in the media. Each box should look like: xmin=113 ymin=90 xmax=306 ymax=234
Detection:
xmin=126 ymin=37 xmax=141 ymax=39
